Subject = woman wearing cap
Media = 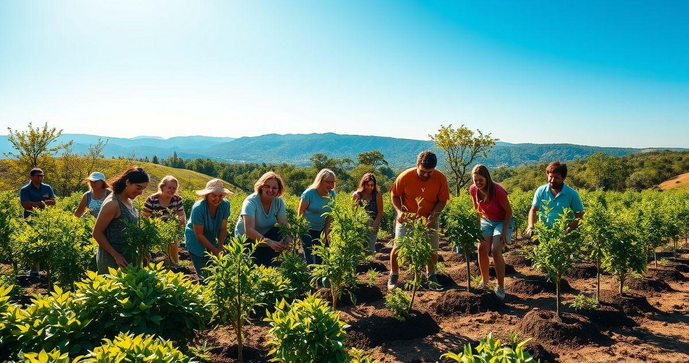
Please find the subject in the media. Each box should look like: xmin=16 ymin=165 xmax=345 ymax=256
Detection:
xmin=74 ymin=172 xmax=111 ymax=218
xmin=142 ymin=175 xmax=186 ymax=265
xmin=185 ymin=179 xmax=232 ymax=283
xmin=298 ymin=168 xmax=336 ymax=265
xmin=352 ymin=172 xmax=384 ymax=253
xmin=235 ymin=171 xmax=290 ymax=267
xmin=92 ymin=167 xmax=150 ymax=274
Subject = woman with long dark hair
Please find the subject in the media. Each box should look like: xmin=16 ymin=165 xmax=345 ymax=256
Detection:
xmin=92 ymin=167 xmax=149 ymax=274
xmin=352 ymin=172 xmax=383 ymax=253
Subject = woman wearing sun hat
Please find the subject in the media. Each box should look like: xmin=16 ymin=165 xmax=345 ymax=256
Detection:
xmin=185 ymin=179 xmax=232 ymax=283
xmin=74 ymin=171 xmax=111 ymax=218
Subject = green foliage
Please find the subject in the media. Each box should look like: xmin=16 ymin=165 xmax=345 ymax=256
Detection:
xmin=395 ymin=214 xmax=434 ymax=312
xmin=265 ymin=294 xmax=349 ymax=363
xmin=531 ymin=205 xmax=584 ymax=317
xmin=444 ymin=193 xmax=483 ymax=291
xmin=365 ymin=269 xmax=381 ymax=287
xmin=80 ymin=332 xmax=192 ymax=363
xmin=279 ymin=206 xmax=311 ymax=253
xmin=509 ymin=189 xmax=534 ymax=239
xmin=12 ymin=207 xmax=97 ymax=289
xmin=0 ymin=192 xmax=22 ymax=273
xmin=276 ymin=252 xmax=311 ymax=299
xmin=17 ymin=349 xmax=71 ymax=363
xmin=348 ymin=348 xmax=380 ymax=363
xmin=601 ymin=212 xmax=647 ymax=295
xmin=121 ymin=214 xmax=174 ymax=267
xmin=5 ymin=122 xmax=72 ymax=176
xmin=569 ymin=294 xmax=599 ymax=311
xmin=384 ymin=288 xmax=411 ymax=321
xmin=205 ymin=237 xmax=261 ymax=362
xmin=311 ymin=200 xmax=369 ymax=309
xmin=442 ymin=332 xmax=537 ymax=363
xmin=256 ymin=265 xmax=295 ymax=306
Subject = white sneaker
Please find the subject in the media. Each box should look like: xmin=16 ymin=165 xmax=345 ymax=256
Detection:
xmin=495 ymin=286 xmax=506 ymax=300
xmin=387 ymin=274 xmax=399 ymax=290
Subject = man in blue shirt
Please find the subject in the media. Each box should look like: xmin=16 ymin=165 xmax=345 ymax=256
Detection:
xmin=526 ymin=162 xmax=584 ymax=237
xmin=19 ymin=168 xmax=56 ymax=277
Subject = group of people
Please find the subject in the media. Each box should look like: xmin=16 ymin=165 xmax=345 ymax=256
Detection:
xmin=19 ymin=151 xmax=584 ymax=298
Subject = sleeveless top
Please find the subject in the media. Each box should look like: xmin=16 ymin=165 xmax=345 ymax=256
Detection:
xmin=356 ymin=190 xmax=378 ymax=219
xmin=104 ymin=194 xmax=139 ymax=254
xmin=86 ymin=190 xmax=111 ymax=217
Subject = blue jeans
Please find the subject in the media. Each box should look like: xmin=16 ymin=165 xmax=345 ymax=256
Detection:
xmin=190 ymin=252 xmax=210 ymax=285
xmin=301 ymin=229 xmax=324 ymax=265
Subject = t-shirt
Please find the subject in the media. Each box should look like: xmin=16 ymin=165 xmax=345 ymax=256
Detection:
xmin=184 ymin=199 xmax=231 ymax=257
xmin=19 ymin=182 xmax=55 ymax=218
xmin=470 ymin=183 xmax=509 ymax=221
xmin=234 ymin=192 xmax=286 ymax=237
xmin=532 ymin=183 xmax=584 ymax=227
xmin=300 ymin=188 xmax=336 ymax=231
xmin=144 ymin=193 xmax=184 ymax=221
xmin=390 ymin=168 xmax=450 ymax=218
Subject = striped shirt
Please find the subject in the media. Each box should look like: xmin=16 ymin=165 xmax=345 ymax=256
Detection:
xmin=143 ymin=194 xmax=184 ymax=221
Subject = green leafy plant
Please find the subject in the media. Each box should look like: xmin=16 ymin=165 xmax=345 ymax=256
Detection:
xmin=442 ymin=332 xmax=537 ymax=363
xmin=265 ymin=294 xmax=349 ymax=363
xmin=569 ymin=294 xmax=599 ymax=311
xmin=385 ymin=288 xmax=411 ymax=321
xmin=582 ymin=197 xmax=615 ymax=302
xmin=0 ymin=192 xmax=21 ymax=275
xmin=365 ymin=269 xmax=381 ymax=287
xmin=471 ymin=275 xmax=485 ymax=289
xmin=635 ymin=198 xmax=666 ymax=269
xmin=444 ymin=195 xmax=484 ymax=292
xmin=348 ymin=348 xmax=380 ymax=363
xmin=205 ymin=237 xmax=261 ymax=363
xmin=602 ymin=213 xmax=647 ymax=295
xmin=395 ymin=212 xmax=434 ymax=312
xmin=79 ymin=332 xmax=192 ymax=362
xmin=256 ymin=264 xmax=294 ymax=306
xmin=276 ymin=252 xmax=311 ymax=298
xmin=17 ymin=349 xmax=71 ymax=363
xmin=121 ymin=215 xmax=172 ymax=267
xmin=531 ymin=205 xmax=584 ymax=318
xmin=311 ymin=201 xmax=369 ymax=309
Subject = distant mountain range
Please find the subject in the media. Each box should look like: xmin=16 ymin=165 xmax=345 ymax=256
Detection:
xmin=1 ymin=132 xmax=682 ymax=169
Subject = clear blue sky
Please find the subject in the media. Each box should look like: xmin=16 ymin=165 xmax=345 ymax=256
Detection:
xmin=1 ymin=1 xmax=687 ymax=147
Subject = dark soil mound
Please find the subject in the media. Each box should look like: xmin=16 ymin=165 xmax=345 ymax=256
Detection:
xmin=435 ymin=273 xmax=458 ymax=289
xmin=435 ymin=289 xmax=504 ymax=316
xmin=578 ymin=303 xmax=637 ymax=327
xmin=211 ymin=345 xmax=268 ymax=362
xmin=648 ymin=266 xmax=687 ymax=282
xmin=566 ymin=263 xmax=598 ymax=279
xmin=627 ymin=276 xmax=674 ymax=292
xmin=504 ymin=253 xmax=532 ymax=267
xmin=318 ymin=283 xmax=384 ymax=307
xmin=346 ymin=310 xmax=440 ymax=349
xmin=518 ymin=309 xmax=603 ymax=347
xmin=668 ymin=257 xmax=689 ymax=265
xmin=507 ymin=277 xmax=572 ymax=295
xmin=438 ymin=252 xmax=463 ymax=263
xmin=524 ymin=341 xmax=559 ymax=363
xmin=600 ymin=290 xmax=659 ymax=316
xmin=378 ymin=245 xmax=393 ymax=254
xmin=356 ymin=261 xmax=388 ymax=273
xmin=374 ymin=252 xmax=390 ymax=262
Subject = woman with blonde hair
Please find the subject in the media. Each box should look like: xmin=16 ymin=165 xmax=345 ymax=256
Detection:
xmin=235 ymin=171 xmax=291 ymax=267
xmin=298 ymin=169 xmax=336 ymax=264
xmin=352 ymin=172 xmax=383 ymax=253
xmin=74 ymin=171 xmax=111 ymax=218
xmin=142 ymin=175 xmax=186 ymax=265
xmin=184 ymin=179 xmax=232 ymax=283
xmin=470 ymin=164 xmax=513 ymax=300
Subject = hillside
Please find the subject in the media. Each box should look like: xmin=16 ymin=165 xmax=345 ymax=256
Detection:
xmin=659 ymin=172 xmax=689 ymax=191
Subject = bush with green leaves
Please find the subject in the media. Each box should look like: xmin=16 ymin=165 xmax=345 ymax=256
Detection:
xmin=348 ymin=348 xmax=380 ymax=363
xmin=530 ymin=206 xmax=584 ymax=318
xmin=78 ymin=332 xmax=192 ymax=363
xmin=265 ymin=294 xmax=349 ymax=363
xmin=444 ymin=194 xmax=484 ymax=291
xmin=75 ymin=263 xmax=210 ymax=345
xmin=385 ymin=288 xmax=411 ymax=321
xmin=582 ymin=196 xmax=616 ymax=302
xmin=311 ymin=200 xmax=369 ymax=309
xmin=12 ymin=207 xmax=96 ymax=289
xmin=0 ymin=191 xmax=22 ymax=274
xmin=276 ymin=252 xmax=311 ymax=298
xmin=17 ymin=349 xmax=71 ymax=363
xmin=602 ymin=213 xmax=647 ymax=295
xmin=256 ymin=264 xmax=294 ymax=306
xmin=508 ymin=189 xmax=534 ymax=240
xmin=442 ymin=332 xmax=537 ymax=363
xmin=121 ymin=215 xmax=173 ymax=267
xmin=395 ymin=215 xmax=434 ymax=312
xmin=205 ymin=237 xmax=262 ymax=363
xmin=635 ymin=197 xmax=666 ymax=269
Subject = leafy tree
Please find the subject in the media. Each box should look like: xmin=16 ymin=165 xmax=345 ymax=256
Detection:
xmin=430 ymin=124 xmax=497 ymax=194
xmin=444 ymin=195 xmax=483 ymax=291
xmin=0 ymin=192 xmax=22 ymax=274
xmin=635 ymin=198 xmax=665 ymax=269
xmin=357 ymin=150 xmax=388 ymax=168
xmin=582 ymin=195 xmax=615 ymax=302
xmin=601 ymin=213 xmax=646 ymax=295
xmin=584 ymin=152 xmax=628 ymax=191
xmin=5 ymin=122 xmax=72 ymax=174
xmin=395 ymin=213 xmax=435 ymax=312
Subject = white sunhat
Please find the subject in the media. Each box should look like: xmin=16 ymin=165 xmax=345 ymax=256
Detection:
xmin=87 ymin=172 xmax=106 ymax=182
xmin=195 ymin=179 xmax=233 ymax=196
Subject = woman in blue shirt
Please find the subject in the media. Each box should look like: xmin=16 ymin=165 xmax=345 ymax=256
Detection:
xmin=298 ymin=169 xmax=336 ymax=265
xmin=235 ymin=171 xmax=291 ymax=267
xmin=185 ymin=179 xmax=232 ymax=283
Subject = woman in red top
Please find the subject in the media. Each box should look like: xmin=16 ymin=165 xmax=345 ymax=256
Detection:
xmin=470 ymin=164 xmax=513 ymax=300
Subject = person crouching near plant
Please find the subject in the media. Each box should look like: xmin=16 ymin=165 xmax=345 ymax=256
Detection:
xmin=388 ymin=151 xmax=450 ymax=291
xmin=74 ymin=172 xmax=111 ymax=218
xmin=142 ymin=175 xmax=186 ymax=266
xmin=298 ymin=169 xmax=336 ymax=265
xmin=92 ymin=167 xmax=149 ymax=274
xmin=234 ymin=171 xmax=291 ymax=267
xmin=352 ymin=172 xmax=384 ymax=254
xmin=185 ymin=179 xmax=232 ymax=283
xmin=470 ymin=164 xmax=514 ymax=300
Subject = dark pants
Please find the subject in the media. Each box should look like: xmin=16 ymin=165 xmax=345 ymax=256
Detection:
xmin=301 ymin=229 xmax=324 ymax=265
xmin=190 ymin=252 xmax=210 ymax=284
xmin=246 ymin=226 xmax=283 ymax=267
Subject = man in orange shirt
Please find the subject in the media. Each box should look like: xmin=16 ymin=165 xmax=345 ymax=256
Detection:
xmin=388 ymin=151 xmax=450 ymax=291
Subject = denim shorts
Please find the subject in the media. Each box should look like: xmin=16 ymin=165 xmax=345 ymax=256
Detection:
xmin=480 ymin=218 xmax=514 ymax=243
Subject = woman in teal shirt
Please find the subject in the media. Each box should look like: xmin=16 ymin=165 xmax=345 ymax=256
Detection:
xmin=185 ymin=179 xmax=232 ymax=283
xmin=298 ymin=168 xmax=336 ymax=265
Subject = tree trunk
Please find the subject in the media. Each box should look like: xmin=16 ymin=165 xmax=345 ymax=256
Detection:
xmin=555 ymin=276 xmax=561 ymax=319
xmin=408 ymin=272 xmax=419 ymax=312
xmin=332 ymin=286 xmax=338 ymax=310
xmin=465 ymin=251 xmax=471 ymax=292
xmin=654 ymin=249 xmax=658 ymax=269
xmin=673 ymin=238 xmax=677 ymax=259
xmin=596 ymin=258 xmax=601 ymax=303
xmin=237 ymin=261 xmax=243 ymax=363
xmin=619 ymin=273 xmax=625 ymax=296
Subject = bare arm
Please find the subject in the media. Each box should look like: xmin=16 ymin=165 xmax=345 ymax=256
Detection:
xmin=74 ymin=194 xmax=88 ymax=217
xmin=569 ymin=211 xmax=585 ymax=231
xmin=427 ymin=200 xmax=447 ymax=227
xmin=92 ymin=199 xmax=129 ymax=268
xmin=373 ymin=192 xmax=384 ymax=229
xmin=243 ymin=215 xmax=285 ymax=252
xmin=193 ymin=224 xmax=220 ymax=256
xmin=217 ymin=218 xmax=228 ymax=252
xmin=498 ymin=196 xmax=513 ymax=245
xmin=298 ymin=199 xmax=308 ymax=217
xmin=527 ymin=205 xmax=538 ymax=237
xmin=391 ymin=193 xmax=405 ymax=223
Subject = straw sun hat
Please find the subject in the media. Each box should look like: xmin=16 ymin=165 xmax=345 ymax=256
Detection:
xmin=195 ymin=179 xmax=233 ymax=196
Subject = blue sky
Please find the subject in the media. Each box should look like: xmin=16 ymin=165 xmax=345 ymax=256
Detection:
xmin=1 ymin=1 xmax=687 ymax=147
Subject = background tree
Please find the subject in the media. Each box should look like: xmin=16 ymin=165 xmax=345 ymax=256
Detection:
xmin=430 ymin=124 xmax=496 ymax=194
xmin=5 ymin=122 xmax=72 ymax=174
xmin=357 ymin=150 xmax=388 ymax=168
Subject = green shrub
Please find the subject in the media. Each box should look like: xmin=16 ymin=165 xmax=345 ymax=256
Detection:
xmin=80 ymin=332 xmax=192 ymax=363
xmin=569 ymin=294 xmax=599 ymax=312
xmin=444 ymin=194 xmax=484 ymax=292
xmin=395 ymin=215 xmax=434 ymax=312
xmin=265 ymin=294 xmax=349 ymax=363
xmin=348 ymin=348 xmax=379 ymax=363
xmin=17 ymin=349 xmax=71 ymax=363
xmin=384 ymin=288 xmax=411 ymax=321
xmin=121 ymin=215 xmax=173 ymax=267
xmin=442 ymin=332 xmax=537 ymax=362
xmin=277 ymin=252 xmax=311 ymax=298
xmin=256 ymin=265 xmax=294 ymax=306
xmin=0 ymin=192 xmax=22 ymax=274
